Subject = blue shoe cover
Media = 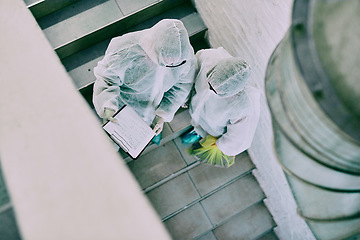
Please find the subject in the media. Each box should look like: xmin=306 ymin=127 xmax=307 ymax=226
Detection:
xmin=182 ymin=130 xmax=201 ymax=144
xmin=152 ymin=133 xmax=162 ymax=145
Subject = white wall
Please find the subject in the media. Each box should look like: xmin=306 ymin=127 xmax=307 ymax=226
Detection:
xmin=193 ymin=0 xmax=315 ymax=239
xmin=0 ymin=1 xmax=170 ymax=239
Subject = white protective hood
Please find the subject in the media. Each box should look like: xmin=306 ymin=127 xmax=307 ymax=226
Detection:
xmin=190 ymin=47 xmax=261 ymax=156
xmin=93 ymin=19 xmax=196 ymax=124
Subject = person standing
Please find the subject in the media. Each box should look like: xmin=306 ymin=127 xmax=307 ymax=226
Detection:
xmin=182 ymin=47 xmax=261 ymax=167
xmin=93 ymin=19 xmax=196 ymax=145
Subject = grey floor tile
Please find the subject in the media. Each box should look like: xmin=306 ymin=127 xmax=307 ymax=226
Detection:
xmin=160 ymin=122 xmax=174 ymax=140
xmin=142 ymin=123 xmax=173 ymax=151
xmin=201 ymin=173 xmax=265 ymax=225
xmin=181 ymin=12 xmax=207 ymax=37
xmin=119 ymin=148 xmax=128 ymax=159
xmin=164 ymin=203 xmax=212 ymax=240
xmin=146 ymin=173 xmax=200 ymax=218
xmin=132 ymin=123 xmax=174 ymax=158
xmin=68 ymin=57 xmax=101 ymax=88
xmin=27 ymin=0 xmax=77 ymax=19
xmin=168 ymin=108 xmax=192 ymax=133
xmin=62 ymin=39 xmax=110 ymax=72
xmin=41 ymin=0 xmax=123 ymax=48
xmin=174 ymin=136 xmax=196 ymax=165
xmin=115 ymin=0 xmax=158 ymax=16
xmin=119 ymin=114 xmax=174 ymax=163
xmin=0 ymin=208 xmax=22 ymax=240
xmin=188 ymin=152 xmax=255 ymax=196
xmin=62 ymin=38 xmax=109 ymax=88
xmin=213 ymin=202 xmax=276 ymax=240
xmin=24 ymin=0 xmax=39 ymax=5
xmin=255 ymin=229 xmax=279 ymax=240
xmin=0 ymin=165 xmax=10 ymax=207
xmin=127 ymin=141 xmax=186 ymax=189
xmin=195 ymin=231 xmax=217 ymax=240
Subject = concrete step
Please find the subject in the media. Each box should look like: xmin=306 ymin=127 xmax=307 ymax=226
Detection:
xmin=36 ymin=0 xmax=188 ymax=59
xmin=197 ymin=173 xmax=266 ymax=225
xmin=211 ymin=201 xmax=277 ymax=240
xmin=0 ymin=164 xmax=20 ymax=240
xmin=254 ymin=228 xmax=279 ymax=240
xmin=125 ymin=132 xmax=264 ymax=239
xmin=124 ymin=121 xmax=275 ymax=239
xmin=133 ymin=146 xmax=255 ymax=192
xmin=0 ymin=207 xmax=22 ymax=240
xmin=25 ymin=0 xmax=78 ymax=19
xmin=139 ymin=160 xmax=271 ymax=240
xmin=0 ymin=165 xmax=10 ymax=208
xmin=143 ymin=154 xmax=257 ymax=215
xmin=62 ymin=2 xmax=207 ymax=107
xmin=120 ymin=107 xmax=192 ymax=162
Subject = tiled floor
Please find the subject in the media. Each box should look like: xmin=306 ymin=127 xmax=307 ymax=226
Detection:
xmin=115 ymin=0 xmax=158 ymax=15
xmin=39 ymin=0 xmax=124 ymax=47
xmin=128 ymin=141 xmax=187 ymax=189
xmin=0 ymin=164 xmax=21 ymax=240
xmin=0 ymin=208 xmax=22 ymax=240
xmin=124 ymin=110 xmax=276 ymax=239
xmin=212 ymin=202 xmax=275 ymax=240
xmin=164 ymin=203 xmax=213 ymax=239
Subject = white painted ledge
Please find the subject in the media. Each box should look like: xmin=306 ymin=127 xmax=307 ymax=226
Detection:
xmin=0 ymin=1 xmax=170 ymax=239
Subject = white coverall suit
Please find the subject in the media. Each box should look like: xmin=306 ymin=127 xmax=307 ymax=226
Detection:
xmin=189 ymin=47 xmax=261 ymax=156
xmin=93 ymin=19 xmax=196 ymax=125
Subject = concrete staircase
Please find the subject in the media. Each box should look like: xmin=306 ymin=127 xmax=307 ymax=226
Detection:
xmin=0 ymin=164 xmax=21 ymax=240
xmin=0 ymin=1 xmax=279 ymax=239
xmin=125 ymin=109 xmax=278 ymax=239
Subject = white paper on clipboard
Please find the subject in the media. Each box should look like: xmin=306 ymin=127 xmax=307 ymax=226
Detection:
xmin=102 ymin=105 xmax=155 ymax=159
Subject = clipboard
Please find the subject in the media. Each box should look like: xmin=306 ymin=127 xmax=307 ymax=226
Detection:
xmin=102 ymin=105 xmax=155 ymax=159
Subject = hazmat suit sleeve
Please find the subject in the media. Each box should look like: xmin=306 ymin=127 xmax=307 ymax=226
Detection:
xmin=92 ymin=39 xmax=127 ymax=117
xmin=216 ymin=86 xmax=261 ymax=156
xmin=92 ymin=61 xmax=122 ymax=117
xmin=155 ymin=57 xmax=196 ymax=122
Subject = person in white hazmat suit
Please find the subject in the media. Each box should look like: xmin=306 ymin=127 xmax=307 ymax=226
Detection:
xmin=182 ymin=47 xmax=261 ymax=167
xmin=93 ymin=19 xmax=196 ymax=145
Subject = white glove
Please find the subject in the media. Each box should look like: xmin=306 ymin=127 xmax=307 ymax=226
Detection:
xmin=103 ymin=108 xmax=117 ymax=124
xmin=151 ymin=115 xmax=164 ymax=136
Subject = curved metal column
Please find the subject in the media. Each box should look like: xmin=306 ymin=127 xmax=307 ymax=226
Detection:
xmin=265 ymin=0 xmax=360 ymax=239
